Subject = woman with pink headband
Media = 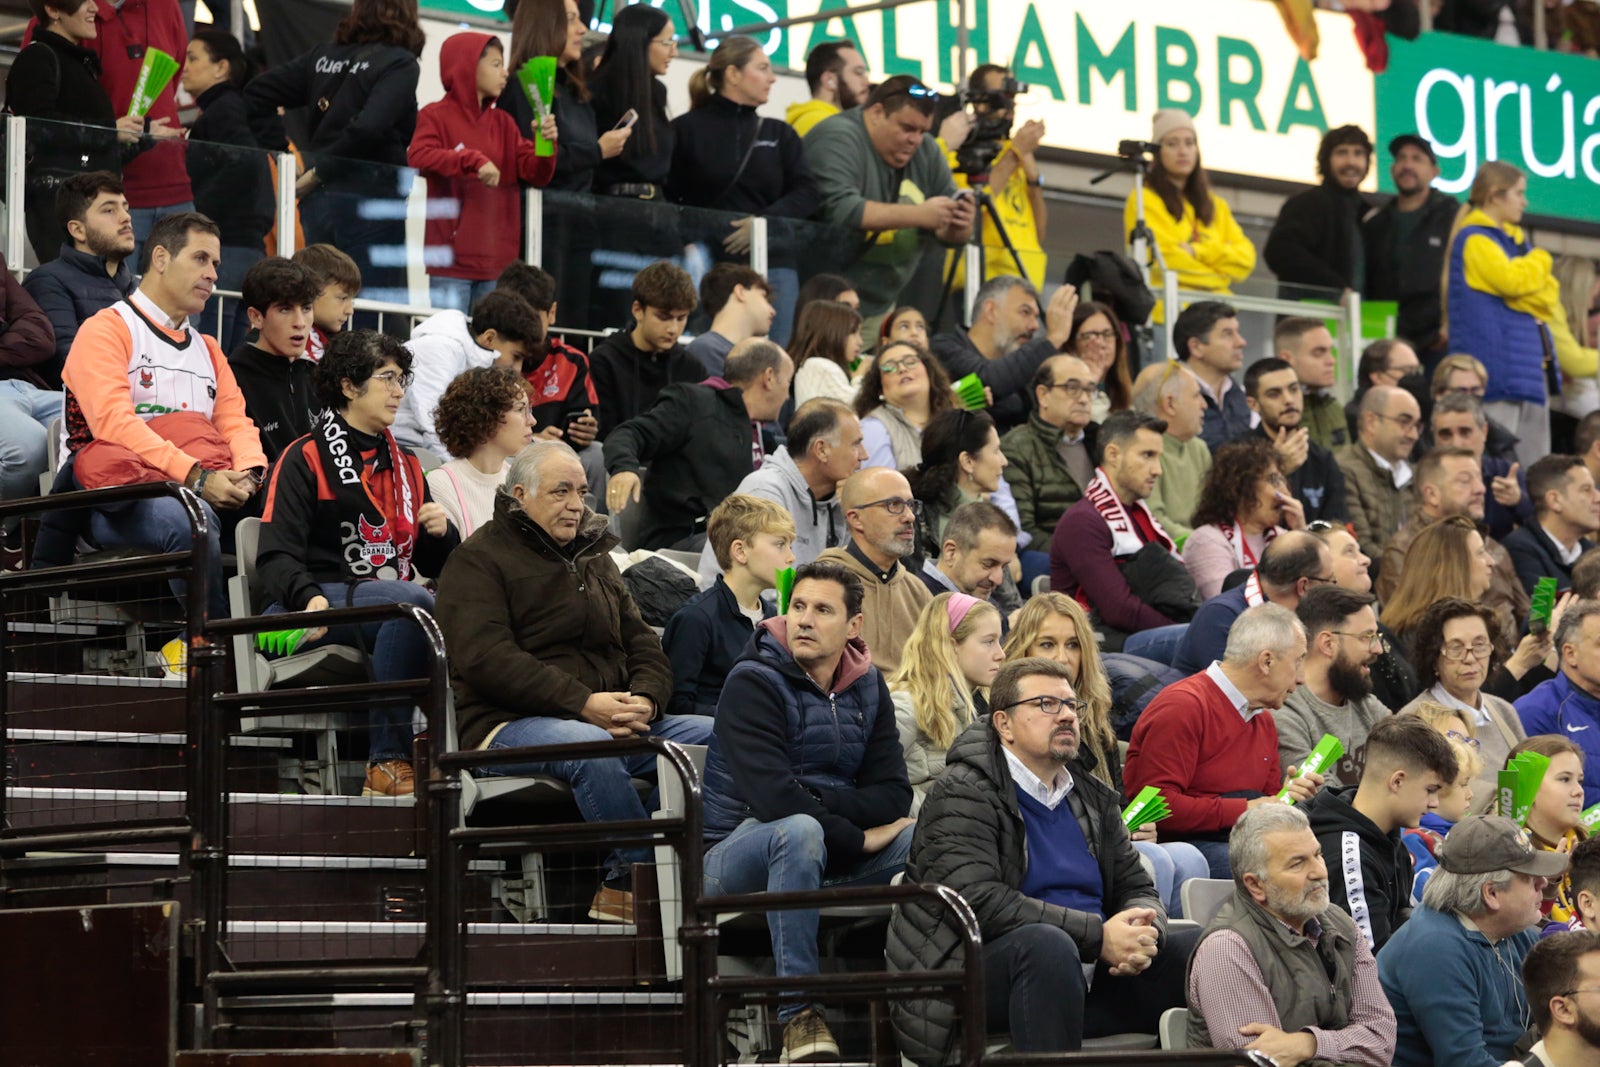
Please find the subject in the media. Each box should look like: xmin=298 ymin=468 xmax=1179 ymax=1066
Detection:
xmin=888 ymin=591 xmax=1005 ymax=813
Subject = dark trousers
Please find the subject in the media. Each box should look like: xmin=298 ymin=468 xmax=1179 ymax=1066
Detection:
xmin=983 ymin=922 xmax=1199 ymax=1052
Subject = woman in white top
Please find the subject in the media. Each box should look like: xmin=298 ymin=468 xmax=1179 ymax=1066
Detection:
xmin=790 ymin=299 xmax=864 ymax=408
xmin=1182 ymin=438 xmax=1305 ymax=598
xmin=425 ymin=367 xmax=536 ymax=539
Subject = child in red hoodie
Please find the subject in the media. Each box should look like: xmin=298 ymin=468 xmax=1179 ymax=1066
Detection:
xmin=409 ymin=32 xmax=557 ymax=314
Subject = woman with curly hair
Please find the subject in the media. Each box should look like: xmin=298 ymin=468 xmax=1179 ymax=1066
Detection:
xmin=888 ymin=592 xmax=1004 ymax=813
xmin=791 ymin=299 xmax=864 ymax=407
xmin=1003 ymin=592 xmax=1208 ymax=916
xmin=1381 ymin=516 xmax=1503 ymax=651
xmin=853 ymin=338 xmax=952 ymax=470
xmin=1181 ymin=438 xmax=1306 ymax=599
xmin=907 ymin=409 xmax=1008 ymax=558
xmin=426 ymin=366 xmax=536 ymax=537
xmin=1067 ymin=300 xmax=1134 ymax=422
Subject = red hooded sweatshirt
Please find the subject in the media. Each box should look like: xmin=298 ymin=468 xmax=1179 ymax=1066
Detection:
xmin=408 ymin=32 xmax=557 ymax=282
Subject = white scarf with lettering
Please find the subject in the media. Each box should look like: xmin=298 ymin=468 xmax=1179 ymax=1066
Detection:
xmin=1083 ymin=466 xmax=1176 ymax=560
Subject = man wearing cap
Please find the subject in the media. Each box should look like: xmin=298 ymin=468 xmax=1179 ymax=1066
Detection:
xmin=1265 ymin=125 xmax=1374 ymax=303
xmin=1377 ymin=815 xmax=1568 ymax=1067
xmin=1186 ymin=803 xmax=1397 ymax=1065
xmin=1363 ymin=135 xmax=1457 ymax=366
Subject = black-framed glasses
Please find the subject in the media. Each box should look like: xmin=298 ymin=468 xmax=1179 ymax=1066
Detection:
xmin=1374 ymin=412 xmax=1420 ymax=431
xmin=996 ymin=695 xmax=1085 ymax=717
xmin=854 ymin=496 xmax=922 ymax=517
xmin=879 ymin=353 xmax=923 ymax=375
xmin=1445 ymin=729 xmax=1482 ymax=750
xmin=1047 ymin=380 xmax=1098 ymax=399
xmin=1441 ymin=640 xmax=1494 ymax=663
xmin=1331 ymin=629 xmax=1389 ymax=652
xmin=1075 ymin=328 xmax=1117 ymax=344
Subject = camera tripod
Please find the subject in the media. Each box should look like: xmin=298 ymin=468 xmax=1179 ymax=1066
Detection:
xmin=1090 ymin=142 xmax=1168 ymax=363
xmin=935 ymin=178 xmax=1031 ymax=327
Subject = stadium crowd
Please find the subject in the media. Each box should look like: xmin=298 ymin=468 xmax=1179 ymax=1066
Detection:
xmin=9 ymin=0 xmax=1600 ymax=1063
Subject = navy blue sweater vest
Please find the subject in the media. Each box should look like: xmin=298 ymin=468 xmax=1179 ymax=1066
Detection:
xmin=1015 ymin=788 xmax=1105 ymax=916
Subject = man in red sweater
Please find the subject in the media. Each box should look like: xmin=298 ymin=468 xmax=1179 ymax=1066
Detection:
xmin=1123 ymin=602 xmax=1324 ymax=878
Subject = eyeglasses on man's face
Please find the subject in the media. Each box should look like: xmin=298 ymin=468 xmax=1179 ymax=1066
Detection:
xmin=854 ymin=496 xmax=922 ymax=517
xmin=997 ymin=695 xmax=1085 ymax=718
xmin=1331 ymin=629 xmax=1389 ymax=652
xmin=1047 ymin=380 xmax=1099 ymax=399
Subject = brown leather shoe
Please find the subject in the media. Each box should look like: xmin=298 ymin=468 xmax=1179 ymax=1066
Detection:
xmin=587 ymin=884 xmax=634 ymax=924
xmin=362 ymin=760 xmax=415 ymax=798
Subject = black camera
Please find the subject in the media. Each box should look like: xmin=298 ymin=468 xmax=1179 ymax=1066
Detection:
xmin=953 ymin=77 xmax=1031 ymax=178
xmin=1118 ymin=139 xmax=1163 ymax=159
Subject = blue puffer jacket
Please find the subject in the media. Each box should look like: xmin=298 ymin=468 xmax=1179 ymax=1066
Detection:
xmin=1515 ymin=671 xmax=1600 ymax=808
xmin=702 ymin=617 xmax=911 ymax=870
xmin=1446 ymin=222 xmax=1552 ymax=405
xmin=22 ymin=244 xmax=137 ymax=378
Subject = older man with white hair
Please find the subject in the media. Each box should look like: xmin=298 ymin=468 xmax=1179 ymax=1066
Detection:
xmin=434 ymin=440 xmax=714 ymax=925
xmin=1378 ymin=815 xmax=1569 ymax=1067
xmin=1186 ymin=803 xmax=1397 ymax=1066
xmin=1123 ymin=602 xmax=1324 ymax=877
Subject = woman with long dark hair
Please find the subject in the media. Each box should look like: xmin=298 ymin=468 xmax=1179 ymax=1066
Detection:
xmin=790 ymin=299 xmax=863 ymax=408
xmin=1067 ymin=300 xmax=1134 ymax=422
xmin=1182 ymin=439 xmax=1305 ymax=599
xmin=182 ymin=28 xmax=276 ymax=351
xmin=907 ymin=409 xmax=1007 ymax=558
xmin=245 ymin=0 xmax=425 ymax=306
xmin=588 ymin=3 xmax=674 ymax=197
xmin=1124 ymin=109 xmax=1254 ymax=322
xmin=854 ymin=338 xmax=953 ymax=470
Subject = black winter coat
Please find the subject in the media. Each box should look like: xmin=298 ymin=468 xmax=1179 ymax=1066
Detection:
xmin=187 ymin=82 xmax=276 ymax=250
xmin=667 ymin=94 xmax=819 ymax=220
xmin=886 ymin=719 xmax=1163 ymax=1066
xmin=1264 ymin=180 xmax=1368 ymax=300
xmin=589 ymin=75 xmax=672 ymax=189
xmin=499 ymin=68 xmax=601 ymax=194
xmin=1363 ymin=189 xmax=1459 ymax=352
xmin=4 ymin=31 xmax=123 ymax=176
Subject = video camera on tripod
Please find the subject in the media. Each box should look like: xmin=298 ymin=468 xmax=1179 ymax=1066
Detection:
xmin=953 ymin=76 xmax=1031 ymax=178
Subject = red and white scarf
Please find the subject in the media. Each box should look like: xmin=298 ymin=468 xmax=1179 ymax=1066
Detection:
xmin=1218 ymin=521 xmax=1279 ymax=571
xmin=1083 ymin=466 xmax=1176 ymax=560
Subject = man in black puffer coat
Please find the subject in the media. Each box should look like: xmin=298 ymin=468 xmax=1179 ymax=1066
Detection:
xmin=886 ymin=657 xmax=1197 ymax=1064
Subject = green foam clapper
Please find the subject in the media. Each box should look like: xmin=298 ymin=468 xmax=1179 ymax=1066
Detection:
xmin=517 ymin=56 xmax=558 ymax=158
xmin=256 ymin=629 xmax=307 ymax=657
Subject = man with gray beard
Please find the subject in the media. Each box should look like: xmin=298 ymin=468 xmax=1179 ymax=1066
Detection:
xmin=1187 ymin=803 xmax=1397 ymax=1066
xmin=931 ymin=274 xmax=1078 ymax=433
xmin=1275 ymin=585 xmax=1393 ymax=789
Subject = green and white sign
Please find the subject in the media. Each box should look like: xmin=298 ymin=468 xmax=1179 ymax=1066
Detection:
xmin=1376 ymin=31 xmax=1600 ymax=222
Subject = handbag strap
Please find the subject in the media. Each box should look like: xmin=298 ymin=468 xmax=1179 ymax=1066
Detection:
xmin=439 ymin=465 xmax=474 ymax=539
xmin=712 ymin=115 xmax=767 ymax=204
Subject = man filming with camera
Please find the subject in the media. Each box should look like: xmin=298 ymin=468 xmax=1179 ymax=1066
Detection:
xmin=944 ymin=64 xmax=1048 ymax=290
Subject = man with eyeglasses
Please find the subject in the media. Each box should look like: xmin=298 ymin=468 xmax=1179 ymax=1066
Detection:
xmin=999 ymin=354 xmax=1100 ymax=548
xmin=1517 ymin=930 xmax=1600 ymax=1067
xmin=1277 ymin=587 xmax=1394 ymax=791
xmin=931 ymin=274 xmax=1079 ymax=433
xmin=1239 ymin=357 xmax=1350 ymax=525
xmin=806 ymin=75 xmax=973 ymax=320
xmin=1378 ymin=815 xmax=1566 ymax=1067
xmin=817 ymin=466 xmax=931 ymax=673
xmin=1337 ymin=384 xmax=1422 ymax=562
xmin=1378 ymin=448 xmax=1528 ymax=649
xmin=887 ymin=657 xmax=1198 ymax=1061
xmin=1345 ymin=339 xmax=1425 ymax=446
xmin=1504 ymin=455 xmax=1600 ymax=597
xmin=1517 ymin=601 xmax=1600 ymax=809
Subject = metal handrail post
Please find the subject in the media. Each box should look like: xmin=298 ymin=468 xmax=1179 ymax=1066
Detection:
xmin=525 ymin=187 xmax=542 ymax=267
xmin=7 ymin=115 xmax=26 ymax=273
xmin=276 ymin=151 xmax=297 ymax=257
xmin=1165 ymin=272 xmax=1180 ymax=360
xmin=1342 ymin=287 xmax=1363 ymax=400
xmin=749 ymin=215 xmax=768 ymax=277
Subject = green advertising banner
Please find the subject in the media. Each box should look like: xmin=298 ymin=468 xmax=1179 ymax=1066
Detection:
xmin=420 ymin=0 xmax=508 ymax=21
xmin=1377 ymin=31 xmax=1600 ymax=223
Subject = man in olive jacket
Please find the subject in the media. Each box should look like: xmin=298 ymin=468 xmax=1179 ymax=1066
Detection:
xmin=999 ymin=353 xmax=1100 ymax=547
xmin=885 ymin=657 xmax=1196 ymax=1063
xmin=434 ymin=440 xmax=713 ymax=924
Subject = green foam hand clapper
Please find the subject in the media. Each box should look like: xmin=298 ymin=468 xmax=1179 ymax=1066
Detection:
xmin=517 ymin=56 xmax=558 ymax=158
xmin=953 ymin=373 xmax=987 ymax=411
xmin=1278 ymin=734 xmax=1343 ymax=804
xmin=775 ymin=567 xmax=796 ymax=615
xmin=127 ymin=48 xmax=180 ymax=118
xmin=1583 ymin=802 xmax=1600 ymax=834
xmin=1122 ymin=786 xmax=1171 ymax=831
xmin=1529 ymin=576 xmax=1559 ymax=634
xmin=256 ymin=629 xmax=307 ymax=657
xmin=1499 ymin=750 xmax=1552 ymax=825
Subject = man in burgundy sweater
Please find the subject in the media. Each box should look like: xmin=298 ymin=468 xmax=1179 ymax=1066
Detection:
xmin=1049 ymin=409 xmax=1196 ymax=662
xmin=1123 ymin=602 xmax=1324 ymax=878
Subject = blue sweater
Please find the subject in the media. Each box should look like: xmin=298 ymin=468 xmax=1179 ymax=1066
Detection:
xmin=1015 ymin=789 xmax=1104 ymax=916
xmin=661 ymin=575 xmax=773 ymax=718
xmin=1377 ymin=904 xmax=1536 ymax=1067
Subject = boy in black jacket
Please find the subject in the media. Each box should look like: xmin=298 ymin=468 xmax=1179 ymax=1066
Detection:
xmin=227 ymin=257 xmax=323 ymax=463
xmin=588 ymin=260 xmax=703 ymax=439
xmin=1304 ymin=713 xmax=1459 ymax=951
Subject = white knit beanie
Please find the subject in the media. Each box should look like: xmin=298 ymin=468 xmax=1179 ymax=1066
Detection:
xmin=1152 ymin=109 xmax=1197 ymax=145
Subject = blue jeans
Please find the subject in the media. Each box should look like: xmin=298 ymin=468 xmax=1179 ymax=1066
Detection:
xmin=88 ymin=493 xmax=226 ymax=621
xmin=202 ymin=244 xmax=266 ymax=353
xmin=1122 ymin=623 xmax=1188 ymax=667
xmin=482 ymin=711 xmax=714 ymax=880
xmin=1183 ymin=838 xmax=1233 ymax=879
xmin=300 ymin=185 xmax=412 ymax=311
xmin=0 ymin=380 xmax=62 ymax=505
xmin=265 ymin=579 xmax=437 ymax=762
xmin=1133 ymin=839 xmax=1210 ymax=918
xmin=130 ymin=201 xmax=196 ymax=274
xmin=704 ymin=814 xmax=914 ymax=1020
xmin=1018 ymin=549 xmax=1051 ymax=597
xmin=428 ymin=276 xmax=498 ymax=314
xmin=767 ymin=266 xmax=799 ymax=347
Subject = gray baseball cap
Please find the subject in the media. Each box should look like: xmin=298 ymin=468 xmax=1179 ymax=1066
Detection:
xmin=1436 ymin=815 xmax=1570 ymax=878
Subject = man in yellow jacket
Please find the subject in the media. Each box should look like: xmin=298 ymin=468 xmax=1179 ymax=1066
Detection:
xmin=786 ymin=40 xmax=871 ymax=138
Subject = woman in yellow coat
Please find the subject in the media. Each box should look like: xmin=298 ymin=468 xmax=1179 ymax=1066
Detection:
xmin=1124 ymin=109 xmax=1256 ymax=322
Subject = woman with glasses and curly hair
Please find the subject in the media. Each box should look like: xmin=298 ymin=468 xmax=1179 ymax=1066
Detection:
xmin=1002 ymin=592 xmax=1205 ymax=916
xmin=427 ymin=366 xmax=537 ymax=537
xmin=853 ymin=338 xmax=953 ymax=470
xmin=1182 ymin=439 xmax=1306 ymax=599
xmin=1398 ymin=597 xmax=1535 ymax=806
xmin=888 ymin=592 xmax=1004 ymax=814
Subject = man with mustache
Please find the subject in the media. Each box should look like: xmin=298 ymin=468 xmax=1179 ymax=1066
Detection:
xmin=1276 ymin=586 xmax=1393 ymax=790
xmin=1363 ymin=134 xmax=1458 ymax=366
xmin=1239 ymin=357 xmax=1349 ymax=524
xmin=1186 ymin=803 xmax=1398 ymax=1066
xmin=1265 ymin=125 xmax=1374 ymax=303
xmin=886 ymin=657 xmax=1197 ymax=1061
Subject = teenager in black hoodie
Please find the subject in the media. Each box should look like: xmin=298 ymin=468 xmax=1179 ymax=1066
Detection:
xmin=1303 ymin=714 xmax=1460 ymax=952
xmin=588 ymin=261 xmax=704 ymax=439
xmin=227 ymin=257 xmax=322 ymax=465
